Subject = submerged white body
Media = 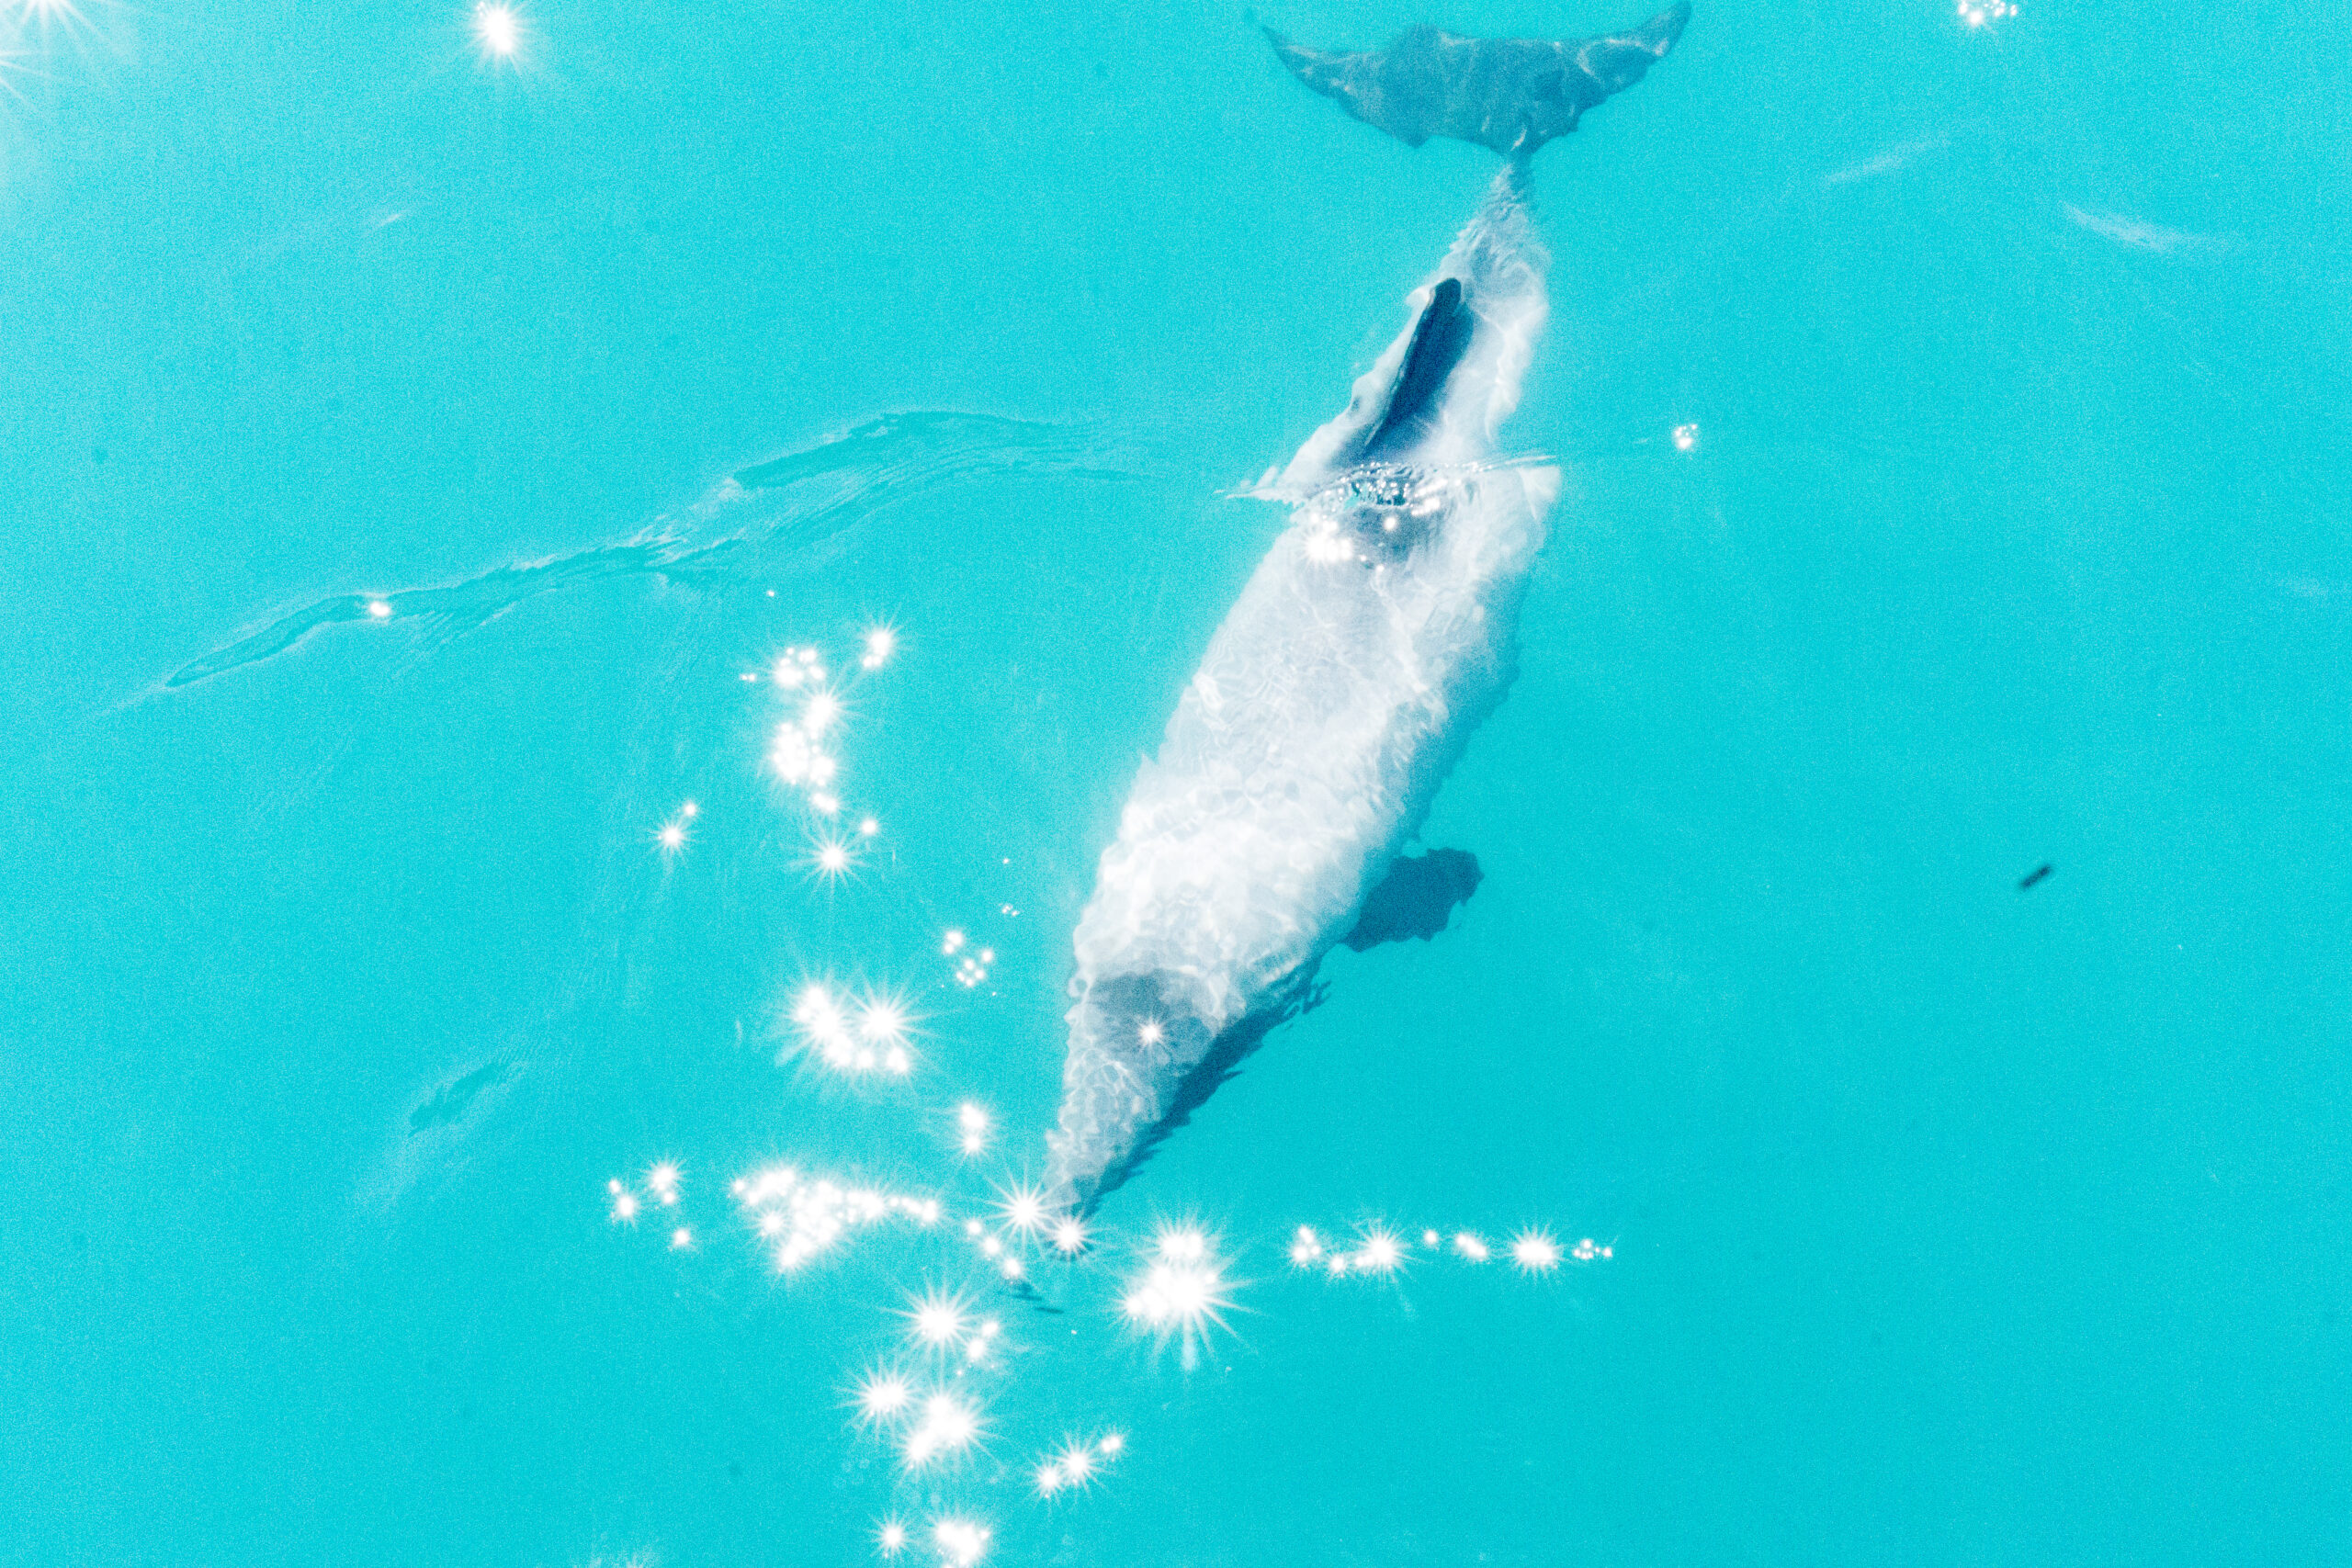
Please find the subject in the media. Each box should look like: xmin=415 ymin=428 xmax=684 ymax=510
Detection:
xmin=1046 ymin=171 xmax=1559 ymax=1210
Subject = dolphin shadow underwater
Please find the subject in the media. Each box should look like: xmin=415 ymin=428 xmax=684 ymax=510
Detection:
xmin=1043 ymin=6 xmax=1692 ymax=1217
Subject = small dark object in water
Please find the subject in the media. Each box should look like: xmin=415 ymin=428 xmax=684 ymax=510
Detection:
xmin=1343 ymin=848 xmax=1483 ymax=950
xmin=410 ymin=1059 xmax=514 ymax=1132
xmin=2018 ymin=863 xmax=2053 ymax=891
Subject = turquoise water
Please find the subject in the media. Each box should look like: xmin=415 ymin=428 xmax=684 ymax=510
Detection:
xmin=6 ymin=1 xmax=2350 ymax=1562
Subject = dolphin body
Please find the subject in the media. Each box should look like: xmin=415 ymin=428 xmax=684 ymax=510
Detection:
xmin=1043 ymin=8 xmax=1689 ymax=1214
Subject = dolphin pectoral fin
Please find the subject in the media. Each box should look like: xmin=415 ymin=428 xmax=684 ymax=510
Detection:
xmin=1342 ymin=849 xmax=1484 ymax=952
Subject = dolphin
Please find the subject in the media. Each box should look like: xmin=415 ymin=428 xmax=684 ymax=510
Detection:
xmin=1043 ymin=9 xmax=1689 ymax=1214
xmin=1263 ymin=2 xmax=1689 ymax=158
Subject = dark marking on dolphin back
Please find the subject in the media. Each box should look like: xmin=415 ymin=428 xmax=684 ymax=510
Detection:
xmin=1362 ymin=276 xmax=1476 ymax=460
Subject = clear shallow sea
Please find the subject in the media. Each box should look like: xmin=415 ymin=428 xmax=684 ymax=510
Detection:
xmin=4 ymin=1 xmax=2349 ymax=1563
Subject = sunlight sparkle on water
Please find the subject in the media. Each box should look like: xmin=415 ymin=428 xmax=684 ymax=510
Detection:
xmin=1453 ymin=1230 xmax=1491 ymax=1262
xmin=996 ymin=1181 xmax=1048 ymax=1237
xmin=803 ymin=690 xmax=842 ymax=736
xmin=734 ymin=1165 xmax=933 ymax=1272
xmin=905 ymin=1288 xmax=970 ymax=1351
xmin=1511 ymin=1228 xmax=1562 ymax=1274
xmin=472 ymin=2 xmax=520 ymax=58
xmin=1052 ymin=1216 xmax=1090 ymax=1256
xmin=901 ymin=1392 xmax=984 ymax=1469
xmin=861 ymin=626 xmax=896 ymax=669
xmin=783 ymin=981 xmax=917 ymax=1077
xmin=1053 ymin=1438 xmax=1099 ymax=1488
xmin=1352 ymin=1226 xmax=1404 ymax=1277
xmin=931 ymin=1517 xmax=989 ymax=1567
xmin=646 ymin=1162 xmax=681 ymax=1204
xmin=366 ymin=598 xmax=392 ymax=618
xmin=875 ymin=1518 xmax=908 ymax=1557
xmin=956 ymin=1101 xmax=990 ymax=1155
xmin=808 ymin=836 xmax=855 ymax=882
xmin=1123 ymin=1227 xmax=1233 ymax=1363
xmin=852 ymin=1368 xmax=914 ymax=1426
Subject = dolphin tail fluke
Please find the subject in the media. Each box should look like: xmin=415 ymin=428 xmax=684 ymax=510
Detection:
xmin=1265 ymin=3 xmax=1690 ymax=159
xmin=1261 ymin=26 xmax=1431 ymax=148
xmin=1589 ymin=2 xmax=1691 ymax=94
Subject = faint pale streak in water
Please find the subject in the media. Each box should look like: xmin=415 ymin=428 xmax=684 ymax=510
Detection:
xmin=2062 ymin=202 xmax=2234 ymax=262
xmin=1821 ymin=134 xmax=1949 ymax=188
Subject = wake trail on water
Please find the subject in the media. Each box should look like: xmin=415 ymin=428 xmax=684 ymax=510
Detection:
xmin=159 ymin=412 xmax=1141 ymax=693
